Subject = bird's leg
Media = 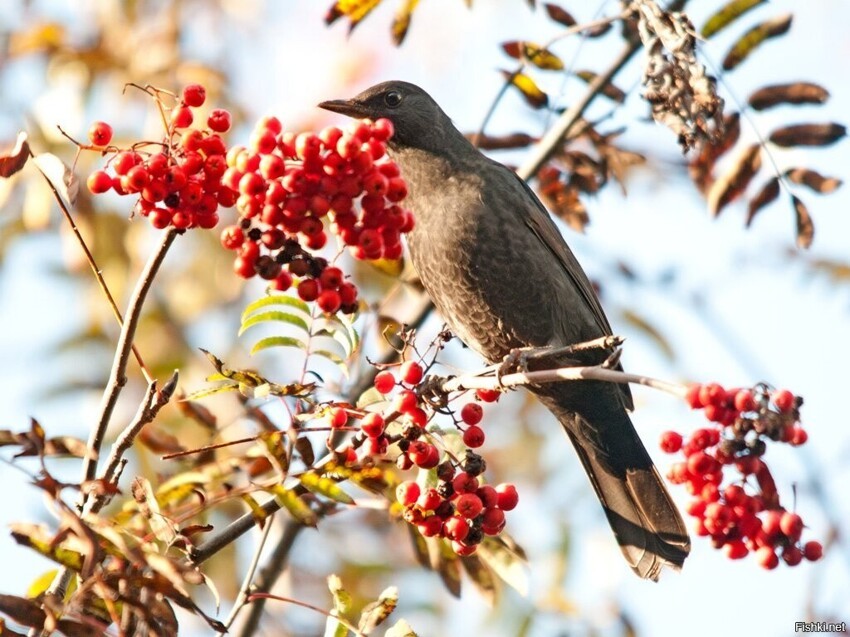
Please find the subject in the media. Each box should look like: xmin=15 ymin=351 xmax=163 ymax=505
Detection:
xmin=496 ymin=346 xmax=550 ymax=385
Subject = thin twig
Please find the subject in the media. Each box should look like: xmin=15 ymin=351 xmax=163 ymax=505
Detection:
xmin=225 ymin=515 xmax=276 ymax=630
xmin=440 ymin=359 xmax=688 ymax=398
xmin=44 ymin=228 xmax=179 ymax=602
xmin=235 ymin=521 xmax=305 ymax=637
xmin=86 ymin=370 xmax=178 ymax=516
xmin=32 ymin=155 xmax=152 ymax=383
xmin=245 ymin=592 xmax=367 ymax=637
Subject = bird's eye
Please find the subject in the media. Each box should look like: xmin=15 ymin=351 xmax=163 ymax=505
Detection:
xmin=384 ymin=91 xmax=403 ymax=108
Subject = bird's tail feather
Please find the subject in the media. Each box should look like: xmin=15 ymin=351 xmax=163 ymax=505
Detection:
xmin=537 ymin=389 xmax=690 ymax=580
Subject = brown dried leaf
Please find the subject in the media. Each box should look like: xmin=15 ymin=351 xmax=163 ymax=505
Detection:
xmin=467 ymin=132 xmax=536 ymax=150
xmin=707 ymin=143 xmax=762 ymax=216
xmin=748 ymin=82 xmax=829 ymax=111
xmin=785 ymin=168 xmax=842 ymax=194
xmin=0 ymin=132 xmax=31 ymax=179
xmin=701 ymin=0 xmax=766 ymax=38
xmin=769 ymin=123 xmax=846 ymax=147
xmin=586 ymin=22 xmax=612 ymax=38
xmin=792 ymin=195 xmax=813 ymax=248
xmin=746 ymin=176 xmax=780 ymax=226
xmin=0 ymin=594 xmax=45 ymax=629
xmin=537 ymin=168 xmax=589 ymax=232
xmin=722 ymin=14 xmax=792 ymax=71
xmin=689 ymin=112 xmax=741 ymax=193
xmin=544 ymin=3 xmax=576 ymax=26
xmin=176 ymin=395 xmax=217 ymax=430
xmin=460 ymin=554 xmax=498 ymax=604
xmin=501 ymin=71 xmax=548 ymax=109
xmin=139 ymin=425 xmax=184 ymax=454
xmin=391 ymin=0 xmax=420 ymax=45
xmin=575 ymin=70 xmax=626 ymax=103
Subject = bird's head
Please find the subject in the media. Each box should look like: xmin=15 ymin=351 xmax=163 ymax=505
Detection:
xmin=319 ymin=81 xmax=462 ymax=152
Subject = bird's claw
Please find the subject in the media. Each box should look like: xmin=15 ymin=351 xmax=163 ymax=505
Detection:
xmin=496 ymin=346 xmax=548 ymax=386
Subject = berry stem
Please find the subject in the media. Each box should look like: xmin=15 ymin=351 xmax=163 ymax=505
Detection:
xmin=33 ymin=150 xmax=154 ymax=383
xmin=44 ymin=227 xmax=179 ymax=602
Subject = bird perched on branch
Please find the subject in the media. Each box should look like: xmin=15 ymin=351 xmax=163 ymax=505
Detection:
xmin=319 ymin=81 xmax=689 ymax=580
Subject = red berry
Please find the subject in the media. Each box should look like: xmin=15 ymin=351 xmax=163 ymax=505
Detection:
xmin=338 ymin=282 xmax=358 ymax=305
xmin=399 ymin=361 xmax=424 ymax=385
xmin=87 ymin=170 xmax=113 ymax=194
xmin=803 ymin=540 xmax=823 ymax=561
xmin=297 ymin=279 xmax=320 ymax=302
xmin=685 ymin=383 xmax=703 ymax=409
xmin=734 ymin=389 xmax=756 ymax=412
xmin=208 ymin=109 xmax=232 ymax=133
xmin=782 ymin=545 xmax=803 ymax=566
xmin=394 ymin=390 xmax=418 ymax=414
xmin=444 ymin=516 xmax=469 ymax=542
xmin=373 ymin=371 xmax=396 ymax=395
xmin=317 ymin=289 xmax=342 ymax=314
xmin=659 ymin=430 xmax=683 ymax=453
xmin=460 ymin=403 xmax=483 ymax=426
xmin=476 ymin=485 xmax=498 ymax=509
xmin=113 ymin=151 xmax=139 ymax=176
xmin=124 ymin=165 xmax=149 ymax=192
xmin=372 ymin=118 xmax=394 ymax=141
xmin=364 ymin=435 xmax=387 ymax=456
xmin=272 ymin=271 xmax=293 ymax=291
xmin=699 ymin=383 xmax=725 ymax=408
xmin=360 ymin=412 xmax=385 ymax=438
xmin=407 ymin=407 xmax=428 ymax=427
xmin=171 ymin=106 xmax=194 ymax=129
xmin=773 ymin=389 xmax=795 ymax=413
xmin=319 ymin=267 xmax=344 ymax=290
xmin=780 ymin=512 xmax=803 ymax=540
xmin=790 ymin=426 xmax=808 ymax=446
xmin=396 ymin=481 xmax=420 ymax=506
xmin=455 ymin=493 xmax=484 ymax=519
xmin=417 ymin=488 xmax=442 ymax=511
xmin=452 ymin=541 xmax=478 ymax=556
xmin=408 ymin=441 xmax=439 ymax=469
xmin=475 ymin=388 xmax=500 ymax=403
xmin=88 ymin=121 xmax=113 ymax=146
xmin=452 ymin=472 xmax=479 ymax=495
xmin=328 ymin=407 xmax=348 ymax=429
xmin=462 ymin=426 xmax=485 ymax=448
xmin=482 ymin=507 xmax=506 ymax=531
xmin=417 ymin=515 xmax=443 ymax=537
xmin=495 ymin=483 xmax=519 ymax=511
xmin=723 ymin=540 xmax=748 ymax=560
xmin=182 ymin=83 xmax=206 ymax=107
xmin=756 ymin=546 xmax=779 ymax=570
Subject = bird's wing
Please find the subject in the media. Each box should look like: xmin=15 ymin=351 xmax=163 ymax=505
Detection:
xmin=509 ymin=169 xmax=634 ymax=409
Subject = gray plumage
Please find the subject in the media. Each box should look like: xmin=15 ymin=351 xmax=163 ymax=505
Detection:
xmin=320 ymin=81 xmax=690 ymax=580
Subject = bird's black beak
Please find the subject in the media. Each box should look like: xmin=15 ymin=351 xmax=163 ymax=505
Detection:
xmin=318 ymin=98 xmax=370 ymax=119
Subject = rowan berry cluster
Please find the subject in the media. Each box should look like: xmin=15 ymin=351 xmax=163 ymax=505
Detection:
xmin=86 ymin=84 xmax=236 ymax=230
xmin=218 ymin=116 xmax=414 ymax=313
xmin=334 ymin=360 xmax=515 ymax=555
xmin=661 ymin=383 xmax=822 ymax=568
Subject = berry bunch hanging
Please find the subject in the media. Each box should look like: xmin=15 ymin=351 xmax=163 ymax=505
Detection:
xmin=218 ymin=116 xmax=414 ymax=312
xmin=334 ymin=359 xmax=518 ymax=556
xmin=86 ymin=84 xmax=236 ymax=230
xmin=661 ymin=383 xmax=822 ymax=568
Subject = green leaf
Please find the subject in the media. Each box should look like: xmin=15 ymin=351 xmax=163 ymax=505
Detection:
xmin=250 ymin=335 xmax=307 ymax=356
xmin=239 ymin=310 xmax=309 ymax=336
xmin=300 ymin=472 xmax=355 ymax=505
xmin=241 ymin=294 xmax=310 ymax=322
xmin=240 ymin=494 xmax=270 ymax=527
xmin=701 ymin=0 xmax=766 ymax=38
xmin=269 ymin=485 xmax=318 ymax=527
xmin=313 ymin=349 xmax=349 ymax=376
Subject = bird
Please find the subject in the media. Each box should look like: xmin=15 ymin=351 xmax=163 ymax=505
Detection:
xmin=319 ymin=81 xmax=690 ymax=580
